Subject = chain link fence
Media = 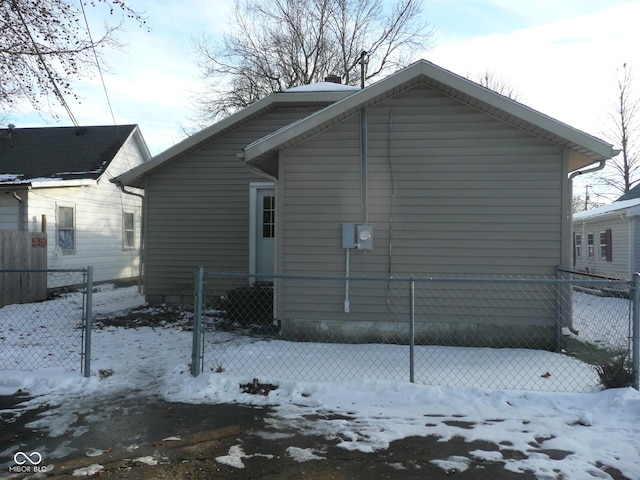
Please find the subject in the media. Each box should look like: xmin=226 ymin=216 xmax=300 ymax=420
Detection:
xmin=192 ymin=269 xmax=639 ymax=393
xmin=0 ymin=268 xmax=93 ymax=375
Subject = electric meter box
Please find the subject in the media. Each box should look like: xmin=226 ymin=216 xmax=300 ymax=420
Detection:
xmin=357 ymin=224 xmax=373 ymax=250
xmin=342 ymin=223 xmax=373 ymax=250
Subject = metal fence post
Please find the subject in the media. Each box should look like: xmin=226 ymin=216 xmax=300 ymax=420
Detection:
xmin=633 ymin=273 xmax=640 ymax=390
xmin=83 ymin=266 xmax=93 ymax=378
xmin=191 ymin=266 xmax=204 ymax=377
xmin=409 ymin=275 xmax=415 ymax=383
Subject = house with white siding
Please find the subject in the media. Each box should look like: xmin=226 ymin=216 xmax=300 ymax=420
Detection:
xmin=115 ymin=60 xmax=617 ymax=347
xmin=573 ymin=186 xmax=640 ymax=279
xmin=0 ymin=124 xmax=150 ymax=284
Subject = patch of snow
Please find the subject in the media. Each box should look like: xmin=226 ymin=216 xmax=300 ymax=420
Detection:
xmin=72 ymin=463 xmax=103 ymax=476
xmin=285 ymin=82 xmax=360 ymax=93
xmin=431 ymin=455 xmax=471 ymax=473
xmin=216 ymin=445 xmax=247 ymax=469
xmin=286 ymin=446 xmax=325 ymax=462
xmin=133 ymin=455 xmax=158 ymax=465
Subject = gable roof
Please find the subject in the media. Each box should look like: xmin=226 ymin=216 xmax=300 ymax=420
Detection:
xmin=114 ymin=89 xmax=356 ymax=188
xmin=243 ymin=60 xmax=619 ymax=172
xmin=573 ymin=197 xmax=640 ymax=221
xmin=616 ymin=183 xmax=640 ymax=202
xmin=0 ymin=124 xmax=143 ymax=188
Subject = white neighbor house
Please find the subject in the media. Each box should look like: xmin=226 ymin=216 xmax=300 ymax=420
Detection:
xmin=573 ymin=186 xmax=640 ymax=279
xmin=0 ymin=124 xmax=150 ymax=284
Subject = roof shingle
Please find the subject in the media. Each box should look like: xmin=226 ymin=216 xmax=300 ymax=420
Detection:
xmin=0 ymin=125 xmax=137 ymax=185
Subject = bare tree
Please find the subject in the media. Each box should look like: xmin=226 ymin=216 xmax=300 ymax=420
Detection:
xmin=595 ymin=63 xmax=639 ymax=195
xmin=471 ymin=69 xmax=521 ymax=101
xmin=192 ymin=0 xmax=433 ymax=121
xmin=0 ymin=0 xmax=146 ymax=115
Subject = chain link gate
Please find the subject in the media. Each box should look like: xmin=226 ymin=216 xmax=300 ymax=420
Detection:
xmin=192 ymin=268 xmax=639 ymax=392
xmin=0 ymin=266 xmax=94 ymax=376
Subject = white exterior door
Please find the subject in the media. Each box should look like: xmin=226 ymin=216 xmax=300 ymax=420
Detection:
xmin=250 ymin=183 xmax=275 ymax=281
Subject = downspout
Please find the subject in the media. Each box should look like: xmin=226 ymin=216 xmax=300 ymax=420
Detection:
xmin=563 ymin=159 xmax=607 ymax=335
xmin=567 ymin=159 xmax=607 ymax=258
xmin=567 ymin=159 xmax=607 ymax=262
xmin=11 ymin=191 xmax=26 ymax=230
xmin=568 ymin=160 xmax=607 ymax=182
xmin=116 ymin=183 xmax=145 ymax=293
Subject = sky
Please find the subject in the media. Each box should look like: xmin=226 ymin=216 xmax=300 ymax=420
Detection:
xmin=0 ymin=284 xmax=639 ymax=478
xmin=3 ymin=0 xmax=640 ymax=201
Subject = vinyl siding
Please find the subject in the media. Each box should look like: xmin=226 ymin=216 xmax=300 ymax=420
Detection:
xmin=142 ymin=106 xmax=325 ymax=300
xmin=0 ymin=195 xmax=21 ymax=229
xmin=277 ymin=84 xmax=563 ymax=342
xmin=573 ymin=216 xmax=630 ymax=278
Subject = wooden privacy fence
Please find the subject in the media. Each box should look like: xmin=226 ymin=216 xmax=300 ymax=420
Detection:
xmin=0 ymin=230 xmax=48 ymax=307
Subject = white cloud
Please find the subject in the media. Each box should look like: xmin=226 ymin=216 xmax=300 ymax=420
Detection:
xmin=427 ymin=2 xmax=640 ymax=141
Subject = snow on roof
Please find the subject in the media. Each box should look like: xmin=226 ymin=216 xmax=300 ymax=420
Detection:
xmin=573 ymin=197 xmax=640 ymax=221
xmin=285 ymin=82 xmax=360 ymax=93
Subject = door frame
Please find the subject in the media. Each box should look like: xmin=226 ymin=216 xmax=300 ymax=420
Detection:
xmin=249 ymin=182 xmax=275 ymax=282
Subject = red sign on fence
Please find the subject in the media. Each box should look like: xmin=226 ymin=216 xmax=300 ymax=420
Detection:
xmin=32 ymin=238 xmax=47 ymax=247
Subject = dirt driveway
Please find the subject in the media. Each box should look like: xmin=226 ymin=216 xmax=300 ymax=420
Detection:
xmin=2 ymin=390 xmax=536 ymax=480
xmin=2 ymin=390 xmax=630 ymax=480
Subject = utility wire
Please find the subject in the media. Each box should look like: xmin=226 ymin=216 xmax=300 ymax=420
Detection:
xmin=79 ymin=0 xmax=118 ymax=129
xmin=11 ymin=0 xmax=80 ymax=127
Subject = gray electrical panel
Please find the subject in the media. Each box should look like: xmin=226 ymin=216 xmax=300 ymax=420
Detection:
xmin=342 ymin=223 xmax=373 ymax=250
xmin=342 ymin=224 xmax=357 ymax=249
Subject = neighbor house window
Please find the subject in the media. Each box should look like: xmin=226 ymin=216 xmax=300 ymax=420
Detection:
xmin=57 ymin=205 xmax=75 ymax=253
xmin=600 ymin=229 xmax=612 ymax=262
xmin=574 ymin=233 xmax=582 ymax=258
xmin=123 ymin=212 xmax=135 ymax=249
xmin=587 ymin=233 xmax=594 ymax=258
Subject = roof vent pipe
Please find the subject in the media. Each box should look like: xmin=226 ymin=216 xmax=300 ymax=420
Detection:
xmin=359 ymin=51 xmax=368 ymax=89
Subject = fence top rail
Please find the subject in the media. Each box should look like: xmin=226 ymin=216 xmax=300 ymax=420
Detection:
xmin=202 ymin=271 xmax=632 ymax=287
xmin=0 ymin=268 xmax=88 ymax=274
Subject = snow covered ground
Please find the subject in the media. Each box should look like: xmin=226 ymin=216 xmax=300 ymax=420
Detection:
xmin=1 ymin=285 xmax=639 ymax=479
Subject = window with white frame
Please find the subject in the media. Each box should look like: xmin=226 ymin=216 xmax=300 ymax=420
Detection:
xmin=575 ymin=233 xmax=582 ymax=258
xmin=123 ymin=212 xmax=135 ymax=249
xmin=57 ymin=205 xmax=75 ymax=253
xmin=587 ymin=233 xmax=594 ymax=258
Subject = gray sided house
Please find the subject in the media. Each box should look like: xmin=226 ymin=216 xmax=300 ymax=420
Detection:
xmin=573 ymin=185 xmax=640 ymax=279
xmin=0 ymin=124 xmax=150 ymax=286
xmin=115 ymin=60 xmax=617 ymax=347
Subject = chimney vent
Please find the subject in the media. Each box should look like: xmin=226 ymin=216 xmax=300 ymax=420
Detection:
xmin=324 ymin=75 xmax=342 ymax=84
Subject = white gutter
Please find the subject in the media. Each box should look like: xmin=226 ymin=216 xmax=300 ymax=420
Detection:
xmin=30 ymin=179 xmax=96 ymax=188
